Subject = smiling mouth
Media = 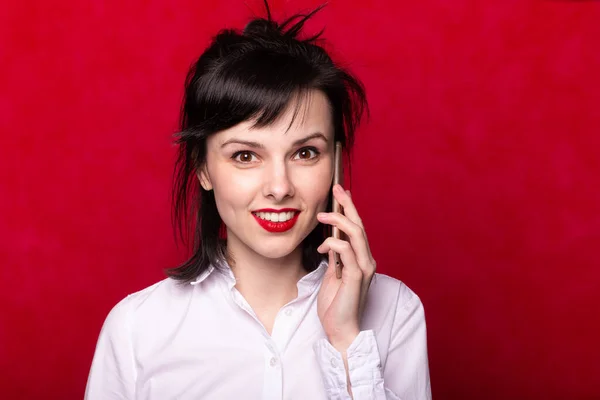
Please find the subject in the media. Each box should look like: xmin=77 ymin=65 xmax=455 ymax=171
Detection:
xmin=252 ymin=211 xmax=299 ymax=222
xmin=251 ymin=210 xmax=301 ymax=233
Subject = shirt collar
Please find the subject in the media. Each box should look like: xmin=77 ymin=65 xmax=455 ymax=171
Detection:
xmin=189 ymin=265 xmax=216 ymax=285
xmin=298 ymin=259 xmax=327 ymax=287
xmin=189 ymin=257 xmax=232 ymax=286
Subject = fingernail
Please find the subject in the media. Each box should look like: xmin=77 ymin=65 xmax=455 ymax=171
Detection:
xmin=317 ymin=212 xmax=328 ymax=219
xmin=346 ymin=190 xmax=351 ymax=197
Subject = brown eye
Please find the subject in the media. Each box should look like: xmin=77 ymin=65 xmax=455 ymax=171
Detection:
xmin=294 ymin=147 xmax=319 ymax=160
xmin=298 ymin=149 xmax=311 ymax=159
xmin=232 ymin=151 xmax=256 ymax=163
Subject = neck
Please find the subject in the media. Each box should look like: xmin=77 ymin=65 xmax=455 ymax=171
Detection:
xmin=225 ymin=235 xmax=307 ymax=311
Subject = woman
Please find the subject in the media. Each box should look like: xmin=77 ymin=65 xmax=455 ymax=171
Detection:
xmin=85 ymin=3 xmax=431 ymax=399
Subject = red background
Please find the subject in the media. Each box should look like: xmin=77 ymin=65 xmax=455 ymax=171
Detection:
xmin=1 ymin=0 xmax=599 ymax=398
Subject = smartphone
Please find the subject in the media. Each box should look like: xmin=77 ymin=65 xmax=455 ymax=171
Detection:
xmin=332 ymin=141 xmax=344 ymax=279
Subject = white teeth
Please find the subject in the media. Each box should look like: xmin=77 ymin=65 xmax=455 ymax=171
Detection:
xmin=254 ymin=211 xmax=295 ymax=222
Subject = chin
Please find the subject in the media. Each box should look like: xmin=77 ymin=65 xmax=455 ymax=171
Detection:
xmin=229 ymin=218 xmax=319 ymax=260
xmin=251 ymin=240 xmax=301 ymax=260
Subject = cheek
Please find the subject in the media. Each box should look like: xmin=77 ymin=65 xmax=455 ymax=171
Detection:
xmin=296 ymin=166 xmax=332 ymax=207
xmin=210 ymin=169 xmax=257 ymax=216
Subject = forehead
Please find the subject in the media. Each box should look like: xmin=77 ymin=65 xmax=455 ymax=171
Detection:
xmin=215 ymin=90 xmax=334 ymax=145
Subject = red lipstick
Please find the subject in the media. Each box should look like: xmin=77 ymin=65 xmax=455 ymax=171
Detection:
xmin=252 ymin=209 xmax=300 ymax=233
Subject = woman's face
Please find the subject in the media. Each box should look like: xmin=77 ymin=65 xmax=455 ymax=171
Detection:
xmin=199 ymin=90 xmax=335 ymax=261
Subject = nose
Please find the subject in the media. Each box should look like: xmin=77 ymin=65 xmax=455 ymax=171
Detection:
xmin=263 ymin=160 xmax=295 ymax=202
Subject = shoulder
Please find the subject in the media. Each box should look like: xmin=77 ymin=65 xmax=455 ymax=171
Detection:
xmin=99 ymin=277 xmax=194 ymax=334
xmin=363 ymin=272 xmax=426 ymax=328
xmin=370 ymin=272 xmax=423 ymax=309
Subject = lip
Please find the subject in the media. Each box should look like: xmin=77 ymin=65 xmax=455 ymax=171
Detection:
xmin=252 ymin=209 xmax=301 ymax=233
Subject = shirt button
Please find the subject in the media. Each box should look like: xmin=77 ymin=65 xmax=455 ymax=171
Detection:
xmin=285 ymin=308 xmax=293 ymax=316
xmin=330 ymin=357 xmax=338 ymax=368
xmin=269 ymin=357 xmax=278 ymax=367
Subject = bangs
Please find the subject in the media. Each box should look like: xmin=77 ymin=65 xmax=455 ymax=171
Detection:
xmin=190 ymin=48 xmax=321 ymax=132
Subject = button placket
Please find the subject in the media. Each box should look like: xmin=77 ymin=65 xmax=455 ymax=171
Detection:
xmin=262 ymin=341 xmax=283 ymax=400
xmin=265 ymin=339 xmax=281 ymax=368
xmin=270 ymin=306 xmax=296 ymax=353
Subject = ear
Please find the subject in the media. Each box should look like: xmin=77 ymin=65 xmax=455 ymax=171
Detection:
xmin=197 ymin=165 xmax=213 ymax=191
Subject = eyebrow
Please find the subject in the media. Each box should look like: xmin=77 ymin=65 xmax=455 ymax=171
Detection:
xmin=221 ymin=132 xmax=329 ymax=149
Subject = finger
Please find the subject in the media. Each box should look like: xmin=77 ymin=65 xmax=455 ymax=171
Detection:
xmin=320 ymin=238 xmax=375 ymax=324
xmin=332 ymin=184 xmax=363 ymax=228
xmin=317 ymin=211 xmax=374 ymax=272
xmin=332 ymin=185 xmax=373 ymax=258
xmin=317 ymin=237 xmax=363 ymax=282
xmin=322 ymin=249 xmax=339 ymax=280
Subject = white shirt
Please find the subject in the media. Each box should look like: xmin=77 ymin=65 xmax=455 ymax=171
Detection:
xmin=85 ymin=260 xmax=432 ymax=400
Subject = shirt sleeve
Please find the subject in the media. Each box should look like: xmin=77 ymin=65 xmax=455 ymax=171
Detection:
xmin=313 ymin=330 xmax=389 ymax=400
xmin=84 ymin=296 xmax=137 ymax=400
xmin=313 ymin=288 xmax=431 ymax=400
xmin=382 ymin=289 xmax=431 ymax=399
